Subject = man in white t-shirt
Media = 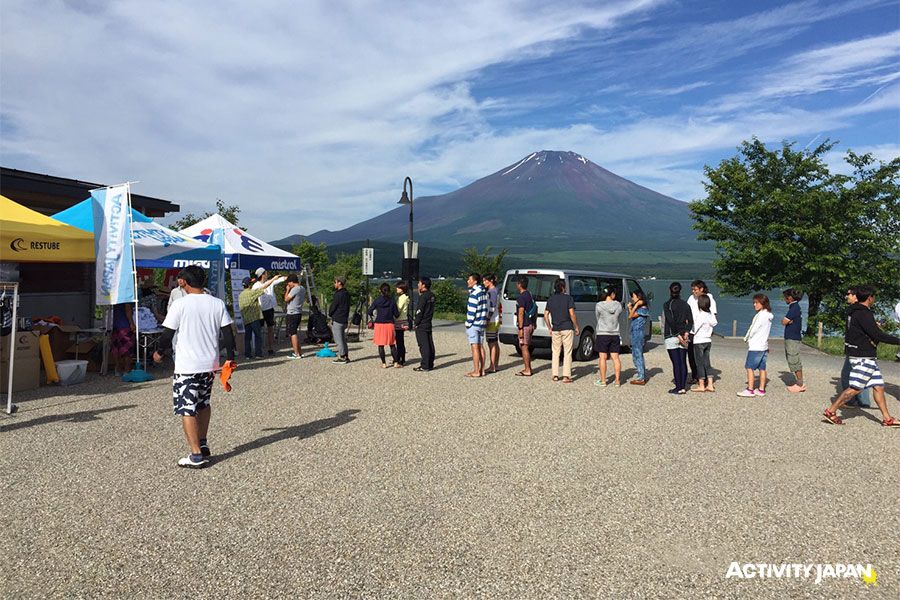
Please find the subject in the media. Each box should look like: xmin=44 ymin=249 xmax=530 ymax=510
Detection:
xmin=153 ymin=265 xmax=235 ymax=469
xmin=253 ymin=267 xmax=278 ymax=356
xmin=687 ymin=279 xmax=717 ymax=383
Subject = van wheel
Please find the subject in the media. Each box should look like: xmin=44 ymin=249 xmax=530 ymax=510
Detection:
xmin=575 ymin=329 xmax=594 ymax=361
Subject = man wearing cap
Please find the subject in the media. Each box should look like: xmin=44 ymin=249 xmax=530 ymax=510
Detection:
xmin=239 ymin=275 xmax=282 ymax=360
xmin=252 ymin=268 xmax=278 ymax=356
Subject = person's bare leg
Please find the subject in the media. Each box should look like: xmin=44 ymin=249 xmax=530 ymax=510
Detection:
xmin=746 ymin=368 xmax=754 ymax=391
xmin=181 ymin=415 xmax=201 ymax=454
xmin=828 ymin=387 xmax=860 ymax=413
xmin=871 ymin=387 xmax=894 ymax=421
xmin=522 ymin=346 xmax=532 ymax=374
xmin=198 ymin=405 xmax=211 ymax=440
xmin=478 ymin=344 xmax=485 ymax=375
xmin=759 ymin=369 xmax=767 ymax=391
xmin=612 ymin=353 xmax=621 ymax=384
xmin=599 ymin=353 xmax=608 ymax=381
xmin=489 ymin=342 xmax=499 ymax=372
xmin=469 ymin=345 xmax=480 ymax=376
xmin=291 ymin=334 xmax=301 ymax=357
xmin=795 ymin=369 xmax=804 ymax=386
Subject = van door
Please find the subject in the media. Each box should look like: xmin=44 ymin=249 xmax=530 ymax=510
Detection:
xmin=568 ymin=274 xmax=601 ymax=360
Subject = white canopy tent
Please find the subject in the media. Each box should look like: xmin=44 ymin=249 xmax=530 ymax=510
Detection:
xmin=179 ymin=215 xmax=299 ymax=272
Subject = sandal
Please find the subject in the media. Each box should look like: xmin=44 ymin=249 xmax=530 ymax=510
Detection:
xmin=552 ymin=376 xmax=560 ymax=382
xmin=562 ymin=377 xmax=573 ymax=384
xmin=515 ymin=371 xmax=532 ymax=377
xmin=882 ymin=417 xmax=900 ymax=428
xmin=823 ymin=408 xmax=843 ymax=425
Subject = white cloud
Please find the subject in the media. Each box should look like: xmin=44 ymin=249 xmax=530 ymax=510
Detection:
xmin=1 ymin=0 xmax=897 ymax=240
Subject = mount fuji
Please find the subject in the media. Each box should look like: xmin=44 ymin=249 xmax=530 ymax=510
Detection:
xmin=276 ymin=151 xmax=703 ymax=254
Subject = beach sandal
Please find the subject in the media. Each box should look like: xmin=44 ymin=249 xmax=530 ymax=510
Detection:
xmin=563 ymin=377 xmax=573 ymax=384
xmin=552 ymin=376 xmax=560 ymax=382
xmin=823 ymin=409 xmax=843 ymax=425
xmin=515 ymin=371 xmax=532 ymax=377
xmin=882 ymin=417 xmax=900 ymax=428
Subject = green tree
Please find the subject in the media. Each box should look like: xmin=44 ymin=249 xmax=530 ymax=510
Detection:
xmin=320 ymin=252 xmax=365 ymax=306
xmin=292 ymin=240 xmax=329 ymax=274
xmin=432 ymin=279 xmax=466 ymax=313
xmin=459 ymin=246 xmax=508 ymax=278
xmin=690 ymin=138 xmax=900 ymax=333
xmin=172 ymin=198 xmax=243 ymax=230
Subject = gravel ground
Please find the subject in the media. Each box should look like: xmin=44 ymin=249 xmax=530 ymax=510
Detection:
xmin=2 ymin=323 xmax=898 ymax=599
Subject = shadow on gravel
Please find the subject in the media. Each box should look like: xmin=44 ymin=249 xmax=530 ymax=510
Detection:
xmin=433 ymin=357 xmax=475 ymax=370
xmin=212 ymin=409 xmax=361 ymax=466
xmin=1 ymin=404 xmax=137 ymax=433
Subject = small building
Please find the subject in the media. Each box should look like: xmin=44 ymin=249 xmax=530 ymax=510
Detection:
xmin=1 ymin=167 xmax=182 ymax=327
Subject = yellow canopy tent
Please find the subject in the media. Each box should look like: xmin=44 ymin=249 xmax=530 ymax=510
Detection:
xmin=0 ymin=195 xmax=94 ymax=262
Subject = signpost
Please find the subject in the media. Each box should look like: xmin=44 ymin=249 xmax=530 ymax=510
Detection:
xmin=362 ymin=246 xmax=374 ymax=276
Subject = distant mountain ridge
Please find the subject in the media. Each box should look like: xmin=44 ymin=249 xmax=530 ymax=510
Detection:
xmin=273 ymin=150 xmax=704 ymax=253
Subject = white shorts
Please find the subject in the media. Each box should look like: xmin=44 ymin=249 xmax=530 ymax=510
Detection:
xmin=848 ymin=358 xmax=885 ymax=390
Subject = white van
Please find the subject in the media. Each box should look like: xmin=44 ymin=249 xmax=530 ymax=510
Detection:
xmin=498 ymin=269 xmax=652 ymax=361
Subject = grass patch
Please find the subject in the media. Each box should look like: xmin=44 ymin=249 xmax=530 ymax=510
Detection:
xmin=803 ymin=336 xmax=899 ymax=361
xmin=433 ymin=311 xmax=467 ymax=322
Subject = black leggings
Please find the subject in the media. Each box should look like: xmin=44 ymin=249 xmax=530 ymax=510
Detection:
xmin=668 ymin=347 xmax=688 ymax=391
xmin=378 ymin=345 xmax=398 ymax=364
xmin=395 ymin=330 xmax=406 ymax=364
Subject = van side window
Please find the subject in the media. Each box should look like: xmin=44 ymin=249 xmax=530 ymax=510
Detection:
xmin=599 ymin=278 xmax=623 ymax=302
xmin=626 ymin=279 xmax=643 ymax=298
xmin=569 ymin=276 xmax=599 ymax=302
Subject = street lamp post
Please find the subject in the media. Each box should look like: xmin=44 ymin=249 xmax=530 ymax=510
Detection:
xmin=398 ymin=176 xmax=417 ymax=317
xmin=398 ymin=176 xmax=416 ymax=288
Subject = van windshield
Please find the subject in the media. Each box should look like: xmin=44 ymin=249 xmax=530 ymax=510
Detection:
xmin=502 ymin=274 xmax=559 ymax=302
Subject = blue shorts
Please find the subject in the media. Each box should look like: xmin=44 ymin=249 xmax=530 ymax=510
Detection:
xmin=745 ymin=350 xmax=768 ymax=371
xmin=466 ymin=326 xmax=484 ymax=345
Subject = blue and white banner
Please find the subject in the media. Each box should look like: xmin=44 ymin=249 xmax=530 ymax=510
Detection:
xmin=92 ymin=185 xmax=135 ymax=305
xmin=229 ymin=268 xmax=250 ymax=334
xmin=207 ymin=228 xmax=227 ymax=301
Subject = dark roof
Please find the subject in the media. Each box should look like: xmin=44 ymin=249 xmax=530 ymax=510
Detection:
xmin=0 ymin=167 xmax=181 ymax=217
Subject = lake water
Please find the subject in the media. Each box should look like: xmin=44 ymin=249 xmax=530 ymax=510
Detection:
xmin=637 ymin=280 xmax=808 ymax=338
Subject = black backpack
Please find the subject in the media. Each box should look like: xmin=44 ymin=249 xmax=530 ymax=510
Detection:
xmin=306 ymin=296 xmax=332 ymax=343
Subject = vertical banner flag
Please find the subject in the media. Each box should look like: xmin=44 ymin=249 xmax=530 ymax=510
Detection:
xmin=207 ymin=228 xmax=226 ymax=300
xmin=92 ymin=185 xmax=135 ymax=305
xmin=230 ymin=268 xmax=249 ymax=334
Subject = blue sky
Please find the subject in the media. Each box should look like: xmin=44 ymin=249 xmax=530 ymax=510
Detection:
xmin=1 ymin=0 xmax=897 ymax=240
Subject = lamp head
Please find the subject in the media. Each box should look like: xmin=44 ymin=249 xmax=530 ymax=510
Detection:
xmin=398 ymin=190 xmax=411 ymax=205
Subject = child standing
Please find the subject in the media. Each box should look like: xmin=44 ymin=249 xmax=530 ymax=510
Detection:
xmin=738 ymin=294 xmax=774 ymax=397
xmin=781 ymin=288 xmax=805 ymax=392
xmin=691 ymin=294 xmax=717 ymax=392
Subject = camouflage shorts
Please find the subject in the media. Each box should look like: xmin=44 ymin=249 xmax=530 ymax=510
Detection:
xmin=172 ymin=372 xmax=214 ymax=416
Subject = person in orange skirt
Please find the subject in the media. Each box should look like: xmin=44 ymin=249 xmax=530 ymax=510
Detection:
xmin=368 ymin=283 xmax=401 ymax=368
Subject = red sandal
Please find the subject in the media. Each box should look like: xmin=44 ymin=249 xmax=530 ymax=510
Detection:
xmin=823 ymin=409 xmax=843 ymax=425
xmin=882 ymin=417 xmax=900 ymax=428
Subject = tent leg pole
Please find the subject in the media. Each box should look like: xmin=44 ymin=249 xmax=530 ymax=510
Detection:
xmin=6 ymin=283 xmax=19 ymax=414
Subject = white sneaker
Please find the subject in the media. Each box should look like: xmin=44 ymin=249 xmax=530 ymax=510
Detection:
xmin=736 ymin=388 xmax=755 ymax=397
xmin=178 ymin=455 xmax=209 ymax=469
